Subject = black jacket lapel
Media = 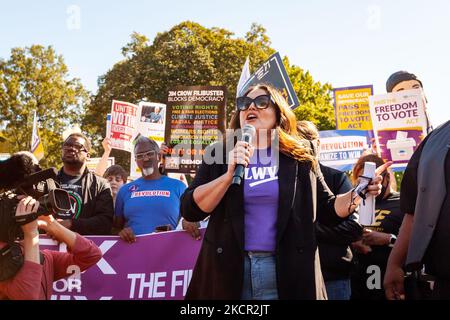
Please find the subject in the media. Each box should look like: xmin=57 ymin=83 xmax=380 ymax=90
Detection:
xmin=226 ymin=167 xmax=245 ymax=251
xmin=276 ymin=153 xmax=298 ymax=244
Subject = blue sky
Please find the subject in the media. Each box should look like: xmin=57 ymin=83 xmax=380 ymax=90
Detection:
xmin=1 ymin=0 xmax=449 ymax=126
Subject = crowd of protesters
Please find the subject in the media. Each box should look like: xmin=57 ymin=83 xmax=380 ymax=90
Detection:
xmin=2 ymin=70 xmax=446 ymax=300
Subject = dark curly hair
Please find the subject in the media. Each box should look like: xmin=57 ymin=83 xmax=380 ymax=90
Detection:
xmin=0 ymin=152 xmax=41 ymax=190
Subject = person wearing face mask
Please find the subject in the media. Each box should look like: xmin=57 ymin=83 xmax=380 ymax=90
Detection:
xmin=113 ymin=136 xmax=187 ymax=243
xmin=350 ymin=154 xmax=403 ymax=300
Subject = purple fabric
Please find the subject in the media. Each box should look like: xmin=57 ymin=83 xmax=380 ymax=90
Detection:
xmin=243 ymin=147 xmax=279 ymax=252
xmin=39 ymin=230 xmax=204 ymax=300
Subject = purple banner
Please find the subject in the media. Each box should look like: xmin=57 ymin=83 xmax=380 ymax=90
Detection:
xmin=39 ymin=230 xmax=204 ymax=300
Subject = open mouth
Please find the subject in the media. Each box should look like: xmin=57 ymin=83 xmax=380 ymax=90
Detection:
xmin=246 ymin=113 xmax=258 ymax=121
xmin=64 ymin=152 xmax=77 ymax=158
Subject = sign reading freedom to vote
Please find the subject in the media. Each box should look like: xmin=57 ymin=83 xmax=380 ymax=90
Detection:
xmin=164 ymin=86 xmax=226 ymax=174
xmin=369 ymin=89 xmax=428 ymax=170
xmin=39 ymin=230 xmax=204 ymax=300
xmin=238 ymin=52 xmax=300 ymax=109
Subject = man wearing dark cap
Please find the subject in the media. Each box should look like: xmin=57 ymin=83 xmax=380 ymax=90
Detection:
xmin=386 ymin=71 xmax=423 ymax=93
xmin=56 ymin=132 xmax=114 ymax=235
xmin=386 ymin=71 xmax=432 ymax=133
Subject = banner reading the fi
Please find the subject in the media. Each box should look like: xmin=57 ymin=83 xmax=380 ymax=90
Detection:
xmin=164 ymin=86 xmax=226 ymax=174
xmin=369 ymin=89 xmax=428 ymax=170
xmin=333 ymin=85 xmax=373 ymax=130
xmin=319 ymin=130 xmax=373 ymax=171
xmin=238 ymin=52 xmax=300 ymax=109
xmin=39 ymin=230 xmax=204 ymax=300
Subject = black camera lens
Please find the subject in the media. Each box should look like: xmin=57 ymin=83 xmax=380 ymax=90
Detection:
xmin=37 ymin=189 xmax=71 ymax=216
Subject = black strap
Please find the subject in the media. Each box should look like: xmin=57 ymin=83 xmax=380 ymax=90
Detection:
xmin=14 ymin=212 xmax=39 ymax=225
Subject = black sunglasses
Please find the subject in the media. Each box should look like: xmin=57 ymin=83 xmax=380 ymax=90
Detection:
xmin=236 ymin=94 xmax=273 ymax=111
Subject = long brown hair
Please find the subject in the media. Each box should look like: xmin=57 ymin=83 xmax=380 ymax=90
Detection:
xmin=230 ymin=84 xmax=315 ymax=164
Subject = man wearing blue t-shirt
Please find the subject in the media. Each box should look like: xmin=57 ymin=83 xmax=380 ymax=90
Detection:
xmin=113 ymin=136 xmax=186 ymax=243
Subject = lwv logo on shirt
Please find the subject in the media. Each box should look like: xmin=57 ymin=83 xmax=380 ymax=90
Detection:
xmin=131 ymin=190 xmax=171 ymax=198
xmin=245 ymin=166 xmax=278 ymax=187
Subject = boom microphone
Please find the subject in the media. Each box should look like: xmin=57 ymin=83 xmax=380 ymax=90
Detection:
xmin=232 ymin=124 xmax=256 ymax=185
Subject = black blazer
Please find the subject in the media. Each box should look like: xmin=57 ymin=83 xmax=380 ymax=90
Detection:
xmin=181 ymin=148 xmax=346 ymax=300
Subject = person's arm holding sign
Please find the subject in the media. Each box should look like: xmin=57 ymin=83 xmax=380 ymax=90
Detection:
xmin=94 ymin=137 xmax=112 ymax=177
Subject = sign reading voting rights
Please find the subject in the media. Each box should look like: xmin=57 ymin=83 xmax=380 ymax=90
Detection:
xmin=238 ymin=52 xmax=300 ymax=109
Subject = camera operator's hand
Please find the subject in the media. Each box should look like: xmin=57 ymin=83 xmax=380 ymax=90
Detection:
xmin=16 ymin=196 xmax=39 ymax=235
xmin=15 ymin=196 xmax=40 ymax=264
xmin=37 ymin=215 xmax=77 ymax=248
xmin=38 ymin=215 xmax=58 ymax=239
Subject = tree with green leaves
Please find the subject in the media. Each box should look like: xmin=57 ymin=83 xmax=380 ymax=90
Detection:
xmin=0 ymin=45 xmax=89 ymax=167
xmin=285 ymin=57 xmax=336 ymax=130
xmin=83 ymin=21 xmax=335 ymax=171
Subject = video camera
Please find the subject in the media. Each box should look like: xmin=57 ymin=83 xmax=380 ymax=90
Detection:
xmin=0 ymin=153 xmax=71 ymax=243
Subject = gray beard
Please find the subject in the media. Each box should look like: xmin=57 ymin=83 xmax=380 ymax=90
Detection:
xmin=142 ymin=166 xmax=154 ymax=177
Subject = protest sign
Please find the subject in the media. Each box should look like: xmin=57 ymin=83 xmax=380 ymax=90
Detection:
xmin=164 ymin=86 xmax=226 ymax=174
xmin=238 ymin=52 xmax=300 ymax=109
xmin=136 ymin=101 xmax=166 ymax=143
xmin=129 ymin=102 xmax=167 ymax=179
xmin=369 ymin=89 xmax=428 ymax=169
xmin=106 ymin=113 xmax=111 ymax=137
xmin=319 ymin=130 xmax=373 ymax=171
xmin=39 ymin=230 xmax=204 ymax=300
xmin=86 ymin=157 xmax=115 ymax=173
xmin=109 ymin=100 xmax=139 ymax=152
xmin=333 ymin=85 xmax=373 ymax=130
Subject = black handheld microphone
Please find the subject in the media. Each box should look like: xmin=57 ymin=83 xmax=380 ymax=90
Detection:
xmin=232 ymin=124 xmax=256 ymax=185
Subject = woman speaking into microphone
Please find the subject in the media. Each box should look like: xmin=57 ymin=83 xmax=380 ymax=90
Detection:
xmin=181 ymin=84 xmax=389 ymax=300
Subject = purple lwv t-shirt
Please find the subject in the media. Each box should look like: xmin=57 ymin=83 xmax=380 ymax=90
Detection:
xmin=243 ymin=147 xmax=279 ymax=252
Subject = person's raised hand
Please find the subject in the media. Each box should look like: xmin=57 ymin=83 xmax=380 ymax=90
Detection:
xmin=102 ymin=137 xmax=112 ymax=154
xmin=365 ymin=161 xmax=393 ymax=197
